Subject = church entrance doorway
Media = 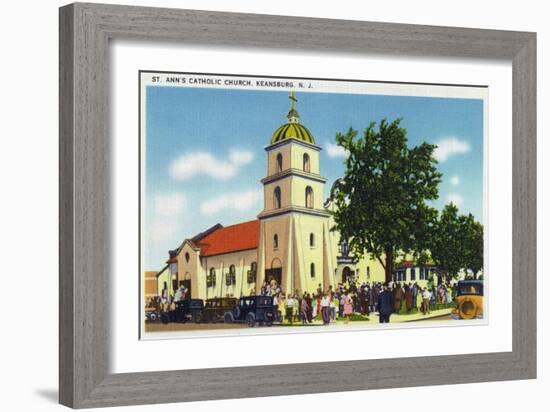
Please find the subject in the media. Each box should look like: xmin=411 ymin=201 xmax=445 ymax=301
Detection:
xmin=266 ymin=258 xmax=283 ymax=290
xmin=342 ymin=266 xmax=355 ymax=284
xmin=265 ymin=268 xmax=282 ymax=289
xmin=179 ymin=279 xmax=192 ymax=299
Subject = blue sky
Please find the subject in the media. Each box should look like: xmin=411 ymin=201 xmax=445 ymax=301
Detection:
xmin=143 ymin=85 xmax=484 ymax=271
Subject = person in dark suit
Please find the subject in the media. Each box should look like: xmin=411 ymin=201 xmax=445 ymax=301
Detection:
xmin=378 ymin=283 xmax=394 ymax=323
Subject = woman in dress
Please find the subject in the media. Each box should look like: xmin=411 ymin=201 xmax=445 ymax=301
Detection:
xmin=342 ymin=291 xmax=353 ymax=323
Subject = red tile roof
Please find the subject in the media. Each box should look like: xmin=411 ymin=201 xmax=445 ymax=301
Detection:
xmin=197 ymin=220 xmax=260 ymax=257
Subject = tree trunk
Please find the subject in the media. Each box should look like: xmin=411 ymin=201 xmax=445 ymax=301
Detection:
xmin=384 ymin=249 xmax=393 ymax=284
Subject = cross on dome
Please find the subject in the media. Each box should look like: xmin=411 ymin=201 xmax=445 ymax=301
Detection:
xmin=270 ymin=91 xmax=315 ymax=144
xmin=287 ymin=90 xmax=300 ymax=123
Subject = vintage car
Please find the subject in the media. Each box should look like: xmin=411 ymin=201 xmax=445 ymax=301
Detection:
xmin=174 ymin=299 xmax=204 ymax=323
xmin=223 ymin=295 xmax=275 ymax=327
xmin=201 ymin=297 xmax=238 ymax=323
xmin=144 ymin=298 xmax=161 ymax=322
xmin=454 ymin=280 xmax=484 ymax=320
xmin=144 ymin=307 xmax=160 ymax=322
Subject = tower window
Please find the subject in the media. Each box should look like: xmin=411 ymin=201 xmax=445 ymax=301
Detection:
xmin=305 ymin=186 xmax=313 ymax=208
xmin=274 ymin=186 xmax=281 ymax=209
xmin=273 ymin=234 xmax=279 ymax=249
xmin=309 ymin=233 xmax=315 ymax=247
xmin=276 ymin=153 xmax=283 ymax=173
xmin=303 ymin=153 xmax=310 ymax=173
xmin=310 ymin=263 xmax=316 ymax=278
xmin=185 ymin=252 xmax=190 ymax=263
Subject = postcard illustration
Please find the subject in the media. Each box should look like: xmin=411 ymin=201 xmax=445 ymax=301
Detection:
xmin=140 ymin=71 xmax=485 ymax=337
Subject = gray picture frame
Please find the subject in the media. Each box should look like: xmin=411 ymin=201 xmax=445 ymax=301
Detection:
xmin=59 ymin=2 xmax=536 ymax=408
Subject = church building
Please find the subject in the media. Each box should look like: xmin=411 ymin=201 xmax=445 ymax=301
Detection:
xmin=164 ymin=92 xmax=391 ymax=300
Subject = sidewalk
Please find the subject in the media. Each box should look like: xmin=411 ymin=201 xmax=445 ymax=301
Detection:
xmin=330 ymin=307 xmax=454 ymax=324
xmin=276 ymin=307 xmax=455 ymax=327
xmin=384 ymin=307 xmax=453 ymax=322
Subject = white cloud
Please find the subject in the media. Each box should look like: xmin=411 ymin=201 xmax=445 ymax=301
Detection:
xmin=169 ymin=149 xmax=254 ymax=181
xmin=154 ymin=192 xmax=185 ymax=217
xmin=200 ymin=189 xmax=262 ymax=216
xmin=433 ymin=138 xmax=471 ymax=162
xmin=326 ymin=142 xmax=349 ymax=158
xmin=228 ymin=149 xmax=254 ymax=165
xmin=149 ymin=218 xmax=178 ymax=244
xmin=450 ymin=175 xmax=460 ymax=186
xmin=446 ymin=193 xmax=464 ymax=208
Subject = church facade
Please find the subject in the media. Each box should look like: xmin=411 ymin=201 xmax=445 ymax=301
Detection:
xmin=163 ymin=93 xmax=408 ymax=300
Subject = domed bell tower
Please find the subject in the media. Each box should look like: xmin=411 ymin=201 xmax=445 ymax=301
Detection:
xmin=256 ymin=92 xmax=336 ymax=296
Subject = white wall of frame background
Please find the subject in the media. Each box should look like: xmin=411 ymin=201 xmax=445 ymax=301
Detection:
xmin=0 ymin=0 xmax=547 ymax=410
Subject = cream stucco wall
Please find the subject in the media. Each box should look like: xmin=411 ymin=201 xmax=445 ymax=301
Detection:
xmin=292 ymin=213 xmax=335 ymax=294
xmin=263 ymin=178 xmax=293 ymax=210
xmin=291 ymin=176 xmax=325 ymax=210
xmin=267 ymin=143 xmax=292 ymax=176
xmin=156 ymin=266 xmax=173 ymax=298
xmin=327 ymin=214 xmax=387 ymax=286
xmin=200 ymin=248 xmax=258 ymax=299
xmin=290 ymin=143 xmax=320 ymax=174
xmin=266 ymin=139 xmax=322 ymax=176
xmin=176 ymin=241 xmax=203 ymax=299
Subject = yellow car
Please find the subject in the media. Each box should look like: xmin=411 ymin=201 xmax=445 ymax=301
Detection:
xmin=454 ymin=280 xmax=484 ymax=320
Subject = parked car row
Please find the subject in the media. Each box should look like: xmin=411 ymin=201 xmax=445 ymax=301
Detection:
xmin=146 ymin=295 xmax=275 ymax=327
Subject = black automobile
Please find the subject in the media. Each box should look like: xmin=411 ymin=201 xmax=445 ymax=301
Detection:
xmin=223 ymin=295 xmax=275 ymax=327
xmin=174 ymin=299 xmax=204 ymax=323
xmin=201 ymin=297 xmax=238 ymax=323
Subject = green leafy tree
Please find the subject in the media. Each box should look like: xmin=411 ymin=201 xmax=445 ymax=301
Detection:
xmin=431 ymin=203 xmax=464 ymax=277
xmin=431 ymin=203 xmax=484 ymax=278
xmin=330 ymin=118 xmax=442 ymax=283
xmin=461 ymin=213 xmax=484 ymax=278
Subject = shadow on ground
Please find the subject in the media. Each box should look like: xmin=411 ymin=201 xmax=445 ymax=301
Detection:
xmin=35 ymin=389 xmax=58 ymax=404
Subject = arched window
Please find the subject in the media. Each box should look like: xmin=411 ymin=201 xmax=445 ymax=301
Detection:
xmin=305 ymin=186 xmax=313 ymax=208
xmin=273 ymin=234 xmax=279 ymax=249
xmin=310 ymin=262 xmax=316 ymax=278
xmin=274 ymin=186 xmax=281 ymax=209
xmin=227 ymin=265 xmax=236 ymax=286
xmin=248 ymin=262 xmax=257 ymax=283
xmin=309 ymin=233 xmax=315 ymax=247
xmin=276 ymin=153 xmax=283 ymax=173
xmin=303 ymin=153 xmax=310 ymax=173
xmin=185 ymin=252 xmax=190 ymax=263
xmin=208 ymin=268 xmax=216 ymax=287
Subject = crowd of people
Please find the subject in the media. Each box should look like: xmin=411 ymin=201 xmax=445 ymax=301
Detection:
xmin=259 ymin=278 xmax=458 ymax=324
xmin=146 ymin=278 xmax=458 ymax=325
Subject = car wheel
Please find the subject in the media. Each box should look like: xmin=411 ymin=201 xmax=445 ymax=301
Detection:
xmin=224 ymin=312 xmax=234 ymax=323
xmin=458 ymin=299 xmax=477 ymax=320
xmin=246 ymin=313 xmax=256 ymax=327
